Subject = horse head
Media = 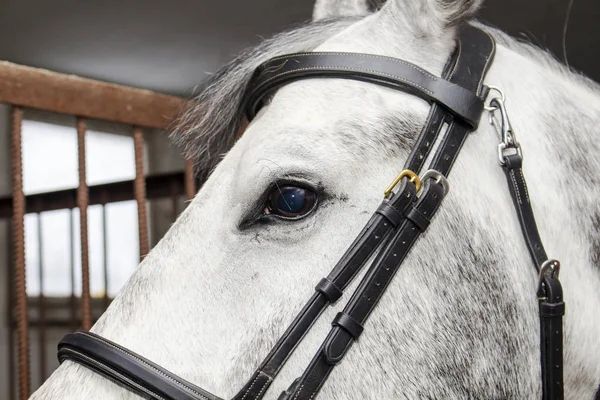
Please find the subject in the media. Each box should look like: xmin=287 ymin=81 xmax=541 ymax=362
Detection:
xmin=33 ymin=0 xmax=600 ymax=398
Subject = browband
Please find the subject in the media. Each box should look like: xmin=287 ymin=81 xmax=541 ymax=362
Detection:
xmin=244 ymin=52 xmax=485 ymax=128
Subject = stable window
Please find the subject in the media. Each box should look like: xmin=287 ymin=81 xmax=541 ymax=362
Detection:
xmin=22 ymin=119 xmax=140 ymax=299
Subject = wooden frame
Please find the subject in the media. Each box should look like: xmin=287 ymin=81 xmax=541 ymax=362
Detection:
xmin=0 ymin=61 xmax=186 ymax=129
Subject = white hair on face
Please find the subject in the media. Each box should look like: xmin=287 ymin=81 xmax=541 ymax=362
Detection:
xmin=32 ymin=0 xmax=600 ymax=398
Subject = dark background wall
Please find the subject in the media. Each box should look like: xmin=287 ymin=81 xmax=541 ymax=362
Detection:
xmin=0 ymin=0 xmax=597 ymax=97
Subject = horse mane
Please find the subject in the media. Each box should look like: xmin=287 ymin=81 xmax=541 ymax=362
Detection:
xmin=476 ymin=22 xmax=600 ymax=93
xmin=172 ymin=17 xmax=599 ymax=177
xmin=171 ymin=18 xmax=360 ymax=175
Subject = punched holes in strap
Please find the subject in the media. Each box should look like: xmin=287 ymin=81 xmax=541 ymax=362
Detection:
xmin=332 ymin=312 xmax=364 ymax=340
xmin=315 ymin=278 xmax=343 ymax=304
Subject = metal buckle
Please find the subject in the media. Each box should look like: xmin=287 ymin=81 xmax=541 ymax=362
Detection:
xmin=537 ymin=259 xmax=560 ymax=293
xmin=384 ymin=169 xmax=421 ymax=198
xmin=420 ymin=169 xmax=449 ymax=196
xmin=486 ymin=90 xmax=522 ymax=165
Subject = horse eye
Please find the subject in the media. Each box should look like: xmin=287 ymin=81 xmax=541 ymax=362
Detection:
xmin=264 ymin=185 xmax=317 ymax=219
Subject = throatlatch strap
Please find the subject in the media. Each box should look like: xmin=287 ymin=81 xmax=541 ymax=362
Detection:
xmin=539 ymin=277 xmax=564 ymax=400
xmin=502 ymin=153 xmax=564 ymax=400
xmin=502 ymin=155 xmax=549 ymax=269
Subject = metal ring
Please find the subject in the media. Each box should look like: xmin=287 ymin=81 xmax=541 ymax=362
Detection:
xmin=420 ymin=169 xmax=449 ymax=196
xmin=537 ymin=259 xmax=560 ymax=290
xmin=484 ymin=85 xmax=506 ymax=112
xmin=384 ymin=169 xmax=421 ymax=198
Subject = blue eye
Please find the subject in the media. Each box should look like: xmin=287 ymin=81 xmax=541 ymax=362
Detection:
xmin=266 ymin=185 xmax=317 ymax=219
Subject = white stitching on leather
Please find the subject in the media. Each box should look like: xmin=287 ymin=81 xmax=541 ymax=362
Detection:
xmin=255 ymin=372 xmax=272 ymax=398
xmin=477 ymin=29 xmax=496 ymax=96
xmin=241 ymin=371 xmax=272 ymax=400
xmin=77 ymin=332 xmax=210 ymax=400
xmin=257 ymin=66 xmax=434 ymax=96
xmin=447 ymin=40 xmax=462 ymax=80
xmin=519 ymin=168 xmax=530 ymax=203
xmin=292 ymin=384 xmax=305 ymax=400
xmin=241 ymin=374 xmax=261 ymax=400
xmin=61 ymin=348 xmax=167 ymax=400
xmin=264 ymin=52 xmax=438 ymax=80
xmin=510 ymin=169 xmax=523 ymax=205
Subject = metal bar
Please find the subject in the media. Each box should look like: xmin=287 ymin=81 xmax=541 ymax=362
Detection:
xmin=76 ymin=117 xmax=92 ymax=330
xmin=184 ymin=158 xmax=196 ymax=201
xmin=9 ymin=302 xmax=15 ymax=400
xmin=133 ymin=127 xmax=149 ymax=260
xmin=11 ymin=106 xmax=30 ymax=400
xmin=13 ymin=318 xmax=100 ymax=328
xmin=36 ymin=212 xmax=47 ymax=382
xmin=0 ymin=171 xmax=188 ymax=219
xmin=0 ymin=61 xmax=185 ymax=129
xmin=69 ymin=208 xmax=77 ymax=331
xmin=102 ymin=203 xmax=109 ymax=309
xmin=7 ymin=220 xmax=16 ymax=400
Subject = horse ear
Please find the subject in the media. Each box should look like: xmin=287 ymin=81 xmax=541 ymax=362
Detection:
xmin=382 ymin=0 xmax=484 ymax=31
xmin=312 ymin=0 xmax=374 ymax=21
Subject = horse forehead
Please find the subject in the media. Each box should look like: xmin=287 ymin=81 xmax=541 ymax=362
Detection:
xmin=241 ymin=79 xmax=425 ymax=150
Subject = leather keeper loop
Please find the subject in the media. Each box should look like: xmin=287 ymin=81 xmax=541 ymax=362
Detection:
xmin=332 ymin=312 xmax=364 ymax=340
xmin=376 ymin=202 xmax=403 ymax=228
xmin=405 ymin=207 xmax=430 ymax=232
xmin=315 ymin=278 xmax=343 ymax=303
xmin=539 ymin=301 xmax=565 ymax=318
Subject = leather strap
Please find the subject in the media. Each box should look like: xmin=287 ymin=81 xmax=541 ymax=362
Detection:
xmin=56 ymin=25 xmax=503 ymax=400
xmin=425 ymin=27 xmax=494 ymax=178
xmin=503 ymin=154 xmax=548 ymax=269
xmin=332 ymin=312 xmax=364 ymax=340
xmin=58 ymin=331 xmax=221 ymax=400
xmin=233 ymin=180 xmax=418 ymax=400
xmin=287 ymin=180 xmax=447 ymax=399
xmin=539 ymin=277 xmax=565 ymax=400
xmin=245 ymin=53 xmax=484 ymax=128
xmin=501 ymin=153 xmax=565 ymax=400
xmin=403 ymin=25 xmax=495 ymax=175
xmin=282 ymin=26 xmax=495 ymax=400
xmin=315 ymin=278 xmax=343 ymax=303
xmin=236 ymin=27 xmax=495 ymax=400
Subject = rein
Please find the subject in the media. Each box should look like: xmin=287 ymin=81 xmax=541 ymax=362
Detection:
xmin=57 ymin=25 xmax=565 ymax=400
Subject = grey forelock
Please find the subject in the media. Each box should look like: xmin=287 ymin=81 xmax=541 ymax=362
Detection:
xmin=170 ymin=18 xmax=360 ymax=176
xmin=171 ymin=17 xmax=599 ymax=181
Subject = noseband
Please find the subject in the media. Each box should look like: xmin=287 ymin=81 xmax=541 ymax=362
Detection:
xmin=57 ymin=25 xmax=565 ymax=400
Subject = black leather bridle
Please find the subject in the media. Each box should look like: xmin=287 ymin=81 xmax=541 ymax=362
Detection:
xmin=57 ymin=25 xmax=565 ymax=400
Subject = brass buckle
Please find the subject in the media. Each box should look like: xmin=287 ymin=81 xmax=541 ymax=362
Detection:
xmin=384 ymin=169 xmax=421 ymax=198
